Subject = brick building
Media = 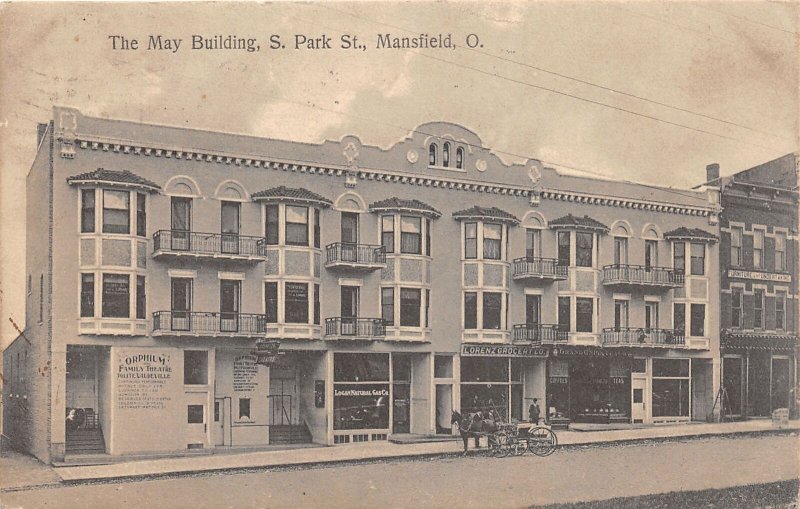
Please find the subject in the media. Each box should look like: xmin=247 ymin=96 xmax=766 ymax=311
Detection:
xmin=3 ymin=107 xmax=721 ymax=463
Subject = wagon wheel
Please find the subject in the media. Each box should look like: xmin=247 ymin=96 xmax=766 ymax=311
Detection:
xmin=528 ymin=427 xmax=557 ymax=457
xmin=490 ymin=431 xmax=511 ymax=458
xmin=509 ymin=434 xmax=526 ymax=456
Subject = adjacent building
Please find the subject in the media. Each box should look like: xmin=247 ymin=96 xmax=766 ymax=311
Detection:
xmin=3 ymin=107 xmax=721 ymax=463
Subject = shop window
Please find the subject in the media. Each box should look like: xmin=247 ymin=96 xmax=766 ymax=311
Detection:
xmin=285 ymin=282 xmax=309 ymax=323
xmin=652 ymin=379 xmax=690 ymax=417
xmin=730 ymin=227 xmax=742 ymax=267
xmin=690 ymin=304 xmax=705 ymax=337
xmin=239 ymin=398 xmax=251 ymax=420
xmin=690 ymin=243 xmax=705 ymax=275
xmin=399 ymin=288 xmax=421 ymax=327
xmin=285 ymin=206 xmax=309 ymax=246
xmin=652 ymin=358 xmax=689 ymax=377
xmin=558 ymin=297 xmax=570 ymax=332
xmin=443 ymin=142 xmax=450 ymax=167
xmin=102 ymin=190 xmax=130 ymax=234
xmin=753 ymin=230 xmax=764 ymax=269
xmin=464 ymin=223 xmax=477 ymax=259
xmin=80 ymin=274 xmax=94 ymax=318
xmin=557 ymin=232 xmax=570 ymax=266
xmin=776 ymin=291 xmax=786 ymax=330
xmin=184 ymin=350 xmax=208 ymax=385
xmin=775 ymin=232 xmax=787 ymax=271
xmin=482 ymin=292 xmax=502 ymax=330
xmin=576 ymin=232 xmax=593 ymax=267
xmin=511 ymin=358 xmax=523 ymax=382
xmin=381 ymin=216 xmax=395 ymax=254
xmin=673 ymin=303 xmax=685 ymax=336
xmin=461 ymin=357 xmax=508 ymax=382
xmin=136 ymin=193 xmax=146 ymax=237
xmin=136 ymin=275 xmax=146 ymax=319
xmin=464 ymin=292 xmax=477 ymax=329
xmin=483 ymin=223 xmax=502 ymax=260
xmin=265 ymin=282 xmax=278 ymax=323
xmin=614 ymin=237 xmax=628 ymax=265
xmin=434 ymin=355 xmax=453 ymax=378
xmin=673 ymin=242 xmax=685 ymax=273
xmin=753 ymin=289 xmax=764 ymax=329
xmin=645 ymin=240 xmax=658 ymax=269
xmin=187 ymin=405 xmax=204 ymax=424
xmin=400 ymin=216 xmax=422 ymax=254
xmin=334 ymin=353 xmax=389 ymax=382
xmin=81 ymin=189 xmax=96 ymax=233
xmin=102 ymin=273 xmax=129 ymax=318
xmin=456 ymin=147 xmax=464 ymax=169
xmin=632 ymin=358 xmax=647 ymax=373
xmin=265 ymin=205 xmax=279 ymax=245
xmin=731 ymin=288 xmax=742 ymax=328
xmin=380 ymin=288 xmax=394 ymax=326
xmin=429 ymin=143 xmax=437 ymax=166
xmin=576 ymin=298 xmax=593 ymax=332
xmin=314 ymin=284 xmax=321 ymax=325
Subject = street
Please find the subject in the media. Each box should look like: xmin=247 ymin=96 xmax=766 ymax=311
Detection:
xmin=2 ymin=434 xmax=798 ymax=509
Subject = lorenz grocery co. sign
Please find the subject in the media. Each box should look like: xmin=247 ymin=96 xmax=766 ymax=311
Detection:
xmin=461 ymin=344 xmax=549 ymax=358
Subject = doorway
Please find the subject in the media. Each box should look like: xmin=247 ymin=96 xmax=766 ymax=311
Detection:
xmin=435 ymin=385 xmax=453 ymax=434
xmin=631 ymin=377 xmax=646 ymax=423
xmin=213 ymin=398 xmax=227 ymax=446
xmin=185 ymin=392 xmax=208 ymax=448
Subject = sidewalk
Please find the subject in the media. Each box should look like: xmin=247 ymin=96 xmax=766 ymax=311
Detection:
xmin=4 ymin=420 xmax=798 ymax=490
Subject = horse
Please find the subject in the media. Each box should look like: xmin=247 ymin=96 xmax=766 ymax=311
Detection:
xmin=451 ymin=410 xmax=501 ymax=455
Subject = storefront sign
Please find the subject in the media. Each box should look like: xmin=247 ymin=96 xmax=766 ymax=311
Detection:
xmin=252 ymin=339 xmax=282 ymax=366
xmin=233 ymin=355 xmax=259 ymax=392
xmin=461 ymin=344 xmax=549 ymax=358
xmin=728 ymin=270 xmax=791 ymax=283
xmin=116 ymin=351 xmax=173 ymax=411
xmin=549 ymin=377 xmax=568 ymax=384
xmin=334 ymin=387 xmax=390 ymax=397
xmin=551 ymin=346 xmax=632 ymax=358
xmin=611 ymin=377 xmax=627 ymax=385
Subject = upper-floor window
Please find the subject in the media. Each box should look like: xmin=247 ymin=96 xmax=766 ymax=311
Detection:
xmin=265 ymin=204 xmax=320 ymax=248
xmin=443 ymin=142 xmax=450 ymax=168
xmin=80 ymin=274 xmax=94 ymax=318
xmin=575 ymin=297 xmax=594 ymax=332
xmin=286 ymin=206 xmax=309 ymax=246
xmin=731 ymin=288 xmax=742 ymax=328
xmin=381 ymin=216 xmax=394 ymax=253
xmin=557 ymin=232 xmax=570 ymax=266
xmin=400 ymin=288 xmax=421 ymax=327
xmin=136 ymin=275 xmax=146 ymax=320
xmin=483 ymin=223 xmax=502 ymax=260
xmin=102 ymin=190 xmax=130 ymax=234
xmin=456 ymin=147 xmax=464 ymax=169
xmin=753 ymin=289 xmax=764 ymax=329
xmin=753 ymin=230 xmax=764 ymax=269
xmin=526 ymin=229 xmax=541 ymax=260
xmin=341 ymin=212 xmax=358 ymax=244
xmin=102 ymin=273 xmax=129 ymax=318
xmin=463 ymin=291 xmax=504 ymax=330
xmin=576 ymin=232 xmax=593 ymax=267
xmin=381 ymin=214 xmax=429 ymax=256
xmin=221 ymin=201 xmax=240 ymax=236
xmin=614 ymin=237 xmax=628 ymax=265
xmin=465 ymin=223 xmax=478 ymax=259
xmin=645 ymin=240 xmax=658 ymax=269
xmin=171 ymin=197 xmax=192 ymax=233
xmin=401 ymin=216 xmax=422 ymax=254
xmin=690 ymin=243 xmax=705 ymax=275
xmin=265 ymin=282 xmax=278 ymax=323
xmin=674 ymin=303 xmax=685 ymax=336
xmin=429 ymin=143 xmax=437 ymax=166
xmin=381 ymin=288 xmax=394 ymax=326
xmin=730 ymin=226 xmax=742 ymax=267
xmin=81 ymin=189 xmax=95 ymax=233
xmin=690 ymin=303 xmax=705 ymax=337
xmin=265 ymin=205 xmax=279 ymax=245
xmin=286 ymin=282 xmax=310 ymax=323
xmin=136 ymin=194 xmax=146 ymax=237
xmin=673 ymin=242 xmax=685 ymax=273
xmin=645 ymin=301 xmax=659 ymax=330
xmin=614 ymin=299 xmax=629 ymax=329
xmin=775 ymin=232 xmax=787 ymax=272
xmin=776 ymin=290 xmax=786 ymax=330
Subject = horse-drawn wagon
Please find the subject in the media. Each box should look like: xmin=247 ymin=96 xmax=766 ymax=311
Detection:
xmin=451 ymin=410 xmax=558 ymax=457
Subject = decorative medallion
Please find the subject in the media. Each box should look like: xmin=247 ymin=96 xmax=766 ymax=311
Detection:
xmin=406 ymin=150 xmax=418 ymax=163
xmin=528 ymin=163 xmax=542 ymax=184
xmin=476 ymin=159 xmax=487 ymax=172
xmin=343 ymin=142 xmax=359 ymax=165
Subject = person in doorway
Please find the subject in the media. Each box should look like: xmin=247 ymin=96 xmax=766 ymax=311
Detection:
xmin=529 ymin=398 xmax=541 ymax=425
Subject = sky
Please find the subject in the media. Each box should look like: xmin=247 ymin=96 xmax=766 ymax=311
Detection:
xmin=0 ymin=1 xmax=797 ymax=348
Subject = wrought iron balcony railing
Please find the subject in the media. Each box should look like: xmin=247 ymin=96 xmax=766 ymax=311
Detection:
xmin=325 ymin=243 xmax=386 ymax=269
xmin=601 ymin=327 xmax=685 ymax=347
xmin=152 ymin=311 xmax=266 ymax=336
xmin=512 ymin=323 xmax=569 ymax=343
xmin=602 ymin=265 xmax=684 ymax=288
xmin=324 ymin=317 xmax=386 ymax=339
xmin=512 ymin=257 xmax=568 ymax=281
xmin=153 ymin=230 xmax=268 ymax=259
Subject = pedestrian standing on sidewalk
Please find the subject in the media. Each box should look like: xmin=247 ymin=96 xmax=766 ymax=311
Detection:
xmin=529 ymin=398 xmax=541 ymax=425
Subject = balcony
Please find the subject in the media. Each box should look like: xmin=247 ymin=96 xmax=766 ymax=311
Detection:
xmin=152 ymin=230 xmax=267 ymax=261
xmin=512 ymin=324 xmax=568 ymax=343
xmin=324 ymin=317 xmax=386 ymax=340
xmin=602 ymin=327 xmax=685 ymax=347
xmin=512 ymin=257 xmax=568 ymax=282
xmin=152 ymin=311 xmax=266 ymax=337
xmin=324 ymin=243 xmax=386 ymax=270
xmin=602 ymin=265 xmax=684 ymax=288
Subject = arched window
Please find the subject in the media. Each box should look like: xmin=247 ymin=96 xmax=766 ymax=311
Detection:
xmin=443 ymin=142 xmax=450 ymax=167
xmin=429 ymin=143 xmax=437 ymax=166
xmin=456 ymin=147 xmax=464 ymax=169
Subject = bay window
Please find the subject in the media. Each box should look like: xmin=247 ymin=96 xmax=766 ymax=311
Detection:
xmin=80 ymin=274 xmax=94 ymax=317
xmin=136 ymin=275 xmax=146 ymax=319
xmin=265 ymin=205 xmax=279 ymax=245
xmin=673 ymin=242 xmax=685 ymax=273
xmin=381 ymin=288 xmax=394 ymax=326
xmin=136 ymin=193 xmax=146 ymax=237
xmin=285 ymin=282 xmax=309 ymax=323
xmin=673 ymin=303 xmax=685 ymax=336
xmin=557 ymin=232 xmax=570 ymax=266
xmin=285 ymin=206 xmax=309 ymax=246
xmin=81 ymin=189 xmax=95 ymax=233
xmin=558 ymin=297 xmax=570 ymax=332
xmin=400 ymin=288 xmax=421 ymax=327
xmin=576 ymin=232 xmax=593 ymax=267
xmin=314 ymin=284 xmax=320 ymax=325
xmin=400 ymin=216 xmax=422 ymax=254
xmin=464 ymin=292 xmax=478 ymax=329
xmin=265 ymin=282 xmax=278 ymax=323
xmin=465 ymin=223 xmax=478 ymax=259
xmin=102 ymin=273 xmax=129 ymax=318
xmin=381 ymin=216 xmax=395 ymax=253
xmin=102 ymin=190 xmax=130 ymax=234
xmin=575 ymin=297 xmax=594 ymax=332
xmin=483 ymin=223 xmax=502 ymax=260
xmin=463 ymin=292 xmax=504 ymax=330
xmin=482 ymin=292 xmax=502 ymax=329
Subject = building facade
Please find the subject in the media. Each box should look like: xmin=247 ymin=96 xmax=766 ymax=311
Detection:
xmin=3 ymin=107 xmax=721 ymax=463
xmin=716 ymin=154 xmax=799 ymax=419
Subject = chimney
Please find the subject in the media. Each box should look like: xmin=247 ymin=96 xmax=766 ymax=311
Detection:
xmin=706 ymin=163 xmax=720 ymax=184
xmin=37 ymin=123 xmax=48 ymax=147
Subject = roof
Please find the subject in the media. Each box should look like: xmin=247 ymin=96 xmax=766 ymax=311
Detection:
xmin=452 ymin=206 xmax=519 ymax=225
xmin=251 ymin=186 xmax=332 ymax=207
xmin=548 ymin=214 xmax=609 ymax=232
xmin=66 ymin=168 xmax=161 ymax=192
xmin=369 ymin=198 xmax=441 ymax=219
xmin=663 ymin=227 xmax=717 ymax=242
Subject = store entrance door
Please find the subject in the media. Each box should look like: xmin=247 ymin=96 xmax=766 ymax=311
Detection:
xmin=213 ymin=398 xmax=226 ymax=446
xmin=435 ymin=384 xmax=453 ymax=434
xmin=185 ymin=392 xmax=208 ymax=448
xmin=631 ymin=377 xmax=646 ymax=423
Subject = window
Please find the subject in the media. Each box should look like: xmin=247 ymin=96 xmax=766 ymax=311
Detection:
xmin=341 ymin=212 xmax=358 ymax=244
xmin=614 ymin=237 xmax=627 ymax=266
xmin=39 ymin=275 xmax=44 ymax=322
xmin=673 ymin=242 xmax=685 ymax=273
xmin=456 ymin=147 xmax=464 ymax=169
xmin=171 ymin=278 xmax=192 ymax=330
xmin=690 ymin=243 xmax=705 ymax=275
xmin=645 ymin=240 xmax=657 ymax=270
xmin=483 ymin=292 xmax=502 ymax=329
xmin=265 ymin=282 xmax=278 ymax=323
xmin=265 ymin=205 xmax=279 ymax=245
xmin=136 ymin=193 xmax=146 ymax=237
xmin=81 ymin=189 xmax=95 ymax=233
xmin=775 ymin=232 xmax=787 ymax=271
xmin=341 ymin=286 xmax=359 ymax=319
xmin=443 ymin=142 xmax=450 ymax=167
xmin=558 ymin=297 xmax=571 ymax=332
xmin=221 ymin=201 xmax=240 ymax=235
xmin=576 ymin=232 xmax=593 ymax=267
xmin=400 ymin=288 xmax=421 ymax=327
xmin=425 ymin=289 xmax=430 ymax=328
xmin=171 ymin=197 xmax=191 ymax=249
xmin=557 ymin=232 xmax=570 ymax=266
xmin=220 ymin=280 xmax=240 ymax=331
xmin=465 ymin=223 xmax=477 ymax=259
xmin=730 ymin=227 xmax=742 ymax=266
xmin=381 ymin=216 xmax=395 ymax=253
xmin=526 ymin=295 xmax=541 ymax=325
xmin=136 ymin=275 xmax=146 ymax=319
xmin=464 ymin=292 xmax=477 ymax=329
xmin=80 ymin=274 xmax=94 ymax=317
xmin=313 ymin=209 xmax=321 ymax=248
xmin=731 ymin=288 xmax=742 ymax=328
xmin=285 ymin=206 xmax=309 ymax=246
xmin=102 ymin=274 xmax=129 ymax=318
xmin=425 ymin=219 xmax=431 ymax=256
xmin=434 ymin=355 xmax=453 ymax=378
xmin=645 ymin=301 xmax=659 ymax=330
xmin=314 ymin=284 xmax=321 ymax=325
xmin=614 ymin=300 xmax=628 ymax=329
xmin=239 ymin=398 xmax=251 ymax=420
xmin=184 ymin=350 xmax=208 ymax=385
xmin=753 ymin=230 xmax=764 ymax=269
xmin=285 ymin=282 xmax=309 ymax=323
xmin=753 ymin=289 xmax=764 ymax=329
xmin=776 ymin=291 xmax=786 ymax=330
xmin=381 ymin=288 xmax=394 ymax=326
xmin=187 ymin=405 xmax=204 ymax=423
xmin=576 ymin=298 xmax=593 ymax=332
xmin=483 ymin=223 xmax=502 ymax=260
xmin=400 ymin=216 xmax=422 ymax=254
xmin=429 ymin=143 xmax=437 ymax=166
xmin=674 ymin=303 xmax=685 ymax=336
xmin=690 ymin=303 xmax=705 ymax=337
xmin=526 ymin=229 xmax=540 ymax=260
xmin=102 ymin=190 xmax=130 ymax=234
